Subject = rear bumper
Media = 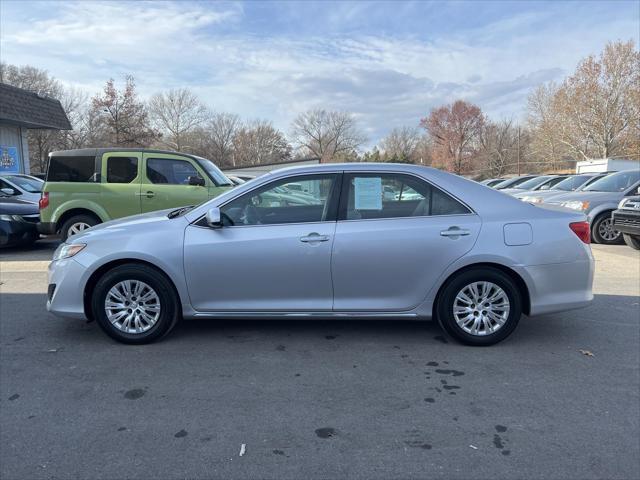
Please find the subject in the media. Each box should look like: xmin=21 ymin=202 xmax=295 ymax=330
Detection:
xmin=522 ymin=258 xmax=594 ymax=316
xmin=37 ymin=222 xmax=57 ymax=235
xmin=612 ymin=210 xmax=640 ymax=236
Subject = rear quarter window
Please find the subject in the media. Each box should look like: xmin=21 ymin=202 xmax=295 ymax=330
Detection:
xmin=47 ymin=156 xmax=97 ymax=182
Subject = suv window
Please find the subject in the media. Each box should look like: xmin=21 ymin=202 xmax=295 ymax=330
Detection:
xmin=221 ymin=174 xmax=337 ymax=226
xmin=342 ymin=173 xmax=470 ymax=220
xmin=147 ymin=158 xmax=199 ymax=185
xmin=106 ymin=157 xmax=138 ymax=184
xmin=47 ymin=156 xmax=96 ymax=182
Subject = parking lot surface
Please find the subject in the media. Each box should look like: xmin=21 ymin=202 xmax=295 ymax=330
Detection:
xmin=1 ymin=243 xmax=639 ymax=479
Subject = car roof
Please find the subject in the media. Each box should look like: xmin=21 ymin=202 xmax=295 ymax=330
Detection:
xmin=48 ymin=147 xmax=202 ymax=162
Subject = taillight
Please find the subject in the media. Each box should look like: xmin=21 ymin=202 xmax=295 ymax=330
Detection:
xmin=569 ymin=221 xmax=590 ymax=244
xmin=39 ymin=192 xmax=49 ymax=210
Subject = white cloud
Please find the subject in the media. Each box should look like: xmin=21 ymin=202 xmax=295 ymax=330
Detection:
xmin=1 ymin=1 xmax=637 ymax=146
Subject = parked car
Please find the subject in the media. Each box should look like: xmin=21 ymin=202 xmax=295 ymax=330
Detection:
xmin=38 ymin=148 xmax=233 ymax=241
xmin=0 ymin=173 xmax=44 ymax=203
xmin=517 ymin=173 xmax=608 ymax=203
xmin=612 ymin=195 xmax=640 ymax=250
xmin=499 ymin=175 xmax=568 ymax=195
xmin=0 ymin=191 xmax=39 ymax=248
xmin=493 ymin=175 xmax=539 ymax=190
xmin=47 ymin=163 xmax=594 ymax=346
xmin=546 ymin=169 xmax=640 ymax=244
xmin=481 ymin=178 xmax=506 ymax=188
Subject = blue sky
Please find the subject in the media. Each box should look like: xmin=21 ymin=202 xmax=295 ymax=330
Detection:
xmin=1 ymin=0 xmax=638 ymax=145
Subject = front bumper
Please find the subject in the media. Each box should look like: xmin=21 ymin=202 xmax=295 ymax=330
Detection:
xmin=37 ymin=222 xmax=57 ymax=235
xmin=0 ymin=219 xmax=38 ymax=247
xmin=47 ymin=258 xmax=89 ymax=319
xmin=612 ymin=209 xmax=640 ymax=236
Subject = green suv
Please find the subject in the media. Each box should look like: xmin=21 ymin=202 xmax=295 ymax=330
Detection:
xmin=38 ymin=148 xmax=233 ymax=240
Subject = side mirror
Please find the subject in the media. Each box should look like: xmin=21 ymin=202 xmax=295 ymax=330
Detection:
xmin=1 ymin=188 xmax=16 ymax=196
xmin=188 ymin=175 xmax=205 ymax=186
xmin=205 ymin=207 xmax=223 ymax=228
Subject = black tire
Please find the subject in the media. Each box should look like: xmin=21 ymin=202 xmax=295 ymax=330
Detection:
xmin=623 ymin=234 xmax=640 ymax=250
xmin=591 ymin=212 xmax=623 ymax=245
xmin=60 ymin=214 xmax=100 ymax=241
xmin=91 ymin=264 xmax=180 ymax=344
xmin=436 ymin=267 xmax=522 ymax=346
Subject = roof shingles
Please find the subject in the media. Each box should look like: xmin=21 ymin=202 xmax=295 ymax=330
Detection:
xmin=0 ymin=83 xmax=72 ymax=130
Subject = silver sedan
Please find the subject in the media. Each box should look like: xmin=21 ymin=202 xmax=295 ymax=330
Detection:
xmin=47 ymin=163 xmax=594 ymax=346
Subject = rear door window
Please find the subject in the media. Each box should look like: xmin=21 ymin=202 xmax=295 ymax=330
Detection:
xmin=340 ymin=173 xmax=471 ymax=220
xmin=146 ymin=158 xmax=199 ymax=185
xmin=47 ymin=156 xmax=97 ymax=182
xmin=106 ymin=157 xmax=139 ymax=183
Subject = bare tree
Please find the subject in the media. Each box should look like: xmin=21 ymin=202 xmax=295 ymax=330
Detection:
xmin=149 ymin=88 xmax=209 ymax=151
xmin=421 ymin=100 xmax=485 ymax=175
xmin=379 ymin=126 xmax=424 ymax=163
xmin=479 ymin=119 xmax=521 ymax=177
xmin=188 ymin=113 xmax=241 ymax=167
xmin=232 ymin=120 xmax=291 ymax=167
xmin=91 ymin=76 xmax=158 ymax=147
xmin=290 ymin=109 xmax=366 ymax=162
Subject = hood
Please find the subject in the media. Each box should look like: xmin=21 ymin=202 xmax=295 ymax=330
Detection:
xmin=68 ymin=208 xmax=182 ymax=243
xmin=0 ymin=196 xmax=39 ymax=215
xmin=544 ymin=190 xmax=623 ymax=205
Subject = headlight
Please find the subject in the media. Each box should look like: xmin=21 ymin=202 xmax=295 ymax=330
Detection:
xmin=0 ymin=214 xmax=23 ymax=221
xmin=618 ymin=198 xmax=628 ymax=209
xmin=521 ymin=196 xmax=544 ymax=204
xmin=53 ymin=243 xmax=86 ymax=261
xmin=561 ymin=200 xmax=590 ymax=211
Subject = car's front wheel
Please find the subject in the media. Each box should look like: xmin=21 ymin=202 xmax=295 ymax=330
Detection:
xmin=436 ymin=268 xmax=522 ymax=346
xmin=623 ymin=234 xmax=640 ymax=250
xmin=591 ymin=213 xmax=623 ymax=245
xmin=91 ymin=264 xmax=180 ymax=344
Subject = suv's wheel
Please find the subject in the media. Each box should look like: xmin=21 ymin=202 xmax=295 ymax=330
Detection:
xmin=591 ymin=213 xmax=623 ymax=245
xmin=623 ymin=234 xmax=640 ymax=250
xmin=91 ymin=264 xmax=180 ymax=344
xmin=60 ymin=214 xmax=99 ymax=241
xmin=436 ymin=268 xmax=522 ymax=346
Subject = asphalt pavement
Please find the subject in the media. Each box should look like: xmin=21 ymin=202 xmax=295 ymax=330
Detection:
xmin=0 ymin=243 xmax=638 ymax=479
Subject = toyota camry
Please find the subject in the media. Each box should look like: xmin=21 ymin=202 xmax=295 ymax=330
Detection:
xmin=47 ymin=163 xmax=594 ymax=346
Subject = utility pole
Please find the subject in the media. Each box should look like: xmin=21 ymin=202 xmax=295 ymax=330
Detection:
xmin=517 ymin=125 xmax=521 ymax=176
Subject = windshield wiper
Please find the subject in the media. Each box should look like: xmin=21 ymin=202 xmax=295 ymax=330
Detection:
xmin=167 ymin=205 xmax=195 ymax=219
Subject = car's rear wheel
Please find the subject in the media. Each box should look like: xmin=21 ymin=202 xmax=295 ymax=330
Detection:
xmin=60 ymin=214 xmax=99 ymax=241
xmin=591 ymin=213 xmax=623 ymax=245
xmin=437 ymin=268 xmax=522 ymax=346
xmin=623 ymin=234 xmax=640 ymax=250
xmin=91 ymin=264 xmax=180 ymax=344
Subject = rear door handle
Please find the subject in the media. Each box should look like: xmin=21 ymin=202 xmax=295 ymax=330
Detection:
xmin=136 ymin=191 xmax=155 ymax=198
xmin=300 ymin=233 xmax=330 ymax=243
xmin=440 ymin=227 xmax=471 ymax=237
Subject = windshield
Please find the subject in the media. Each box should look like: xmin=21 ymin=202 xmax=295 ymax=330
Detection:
xmin=193 ymin=156 xmax=233 ymax=186
xmin=552 ymin=175 xmax=593 ymax=191
xmin=2 ymin=175 xmax=43 ymax=192
xmin=513 ymin=175 xmax=554 ymax=190
xmin=495 ymin=176 xmax=535 ymax=189
xmin=583 ymin=170 xmax=640 ymax=192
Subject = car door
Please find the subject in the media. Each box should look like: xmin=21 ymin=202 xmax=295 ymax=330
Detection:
xmin=183 ymin=173 xmax=340 ymax=311
xmin=100 ymin=153 xmax=142 ymax=219
xmin=140 ymin=154 xmax=209 ymax=213
xmin=331 ymin=172 xmax=481 ymax=312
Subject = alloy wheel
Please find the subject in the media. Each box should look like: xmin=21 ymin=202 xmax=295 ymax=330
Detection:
xmin=453 ymin=281 xmax=510 ymax=336
xmin=104 ymin=280 xmax=161 ymax=334
xmin=597 ymin=218 xmax=620 ymax=242
xmin=68 ymin=222 xmax=91 ymax=237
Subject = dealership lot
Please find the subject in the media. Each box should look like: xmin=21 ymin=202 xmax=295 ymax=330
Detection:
xmin=1 ymin=243 xmax=638 ymax=479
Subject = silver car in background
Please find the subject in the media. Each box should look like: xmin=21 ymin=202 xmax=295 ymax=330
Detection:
xmin=516 ymin=173 xmax=607 ymax=203
xmin=47 ymin=163 xmax=594 ymax=346
xmin=546 ymin=169 xmax=640 ymax=244
xmin=0 ymin=173 xmax=44 ymax=204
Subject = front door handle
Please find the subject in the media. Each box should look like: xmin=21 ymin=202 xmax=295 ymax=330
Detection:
xmin=136 ymin=191 xmax=155 ymax=198
xmin=440 ymin=227 xmax=471 ymax=237
xmin=300 ymin=233 xmax=330 ymax=243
